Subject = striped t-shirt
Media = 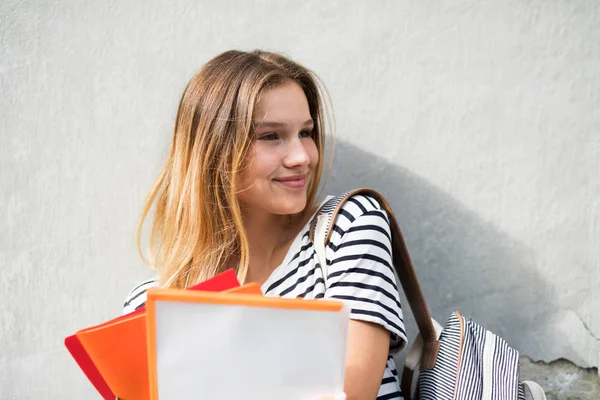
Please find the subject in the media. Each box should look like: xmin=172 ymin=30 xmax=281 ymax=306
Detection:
xmin=123 ymin=193 xmax=407 ymax=399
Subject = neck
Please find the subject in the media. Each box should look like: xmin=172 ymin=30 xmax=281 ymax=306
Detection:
xmin=241 ymin=205 xmax=316 ymax=284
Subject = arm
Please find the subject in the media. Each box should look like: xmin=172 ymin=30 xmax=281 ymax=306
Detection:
xmin=324 ymin=195 xmax=407 ymax=399
xmin=344 ymin=320 xmax=391 ymax=399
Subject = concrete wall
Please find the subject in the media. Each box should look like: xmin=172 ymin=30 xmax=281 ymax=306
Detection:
xmin=1 ymin=0 xmax=598 ymax=398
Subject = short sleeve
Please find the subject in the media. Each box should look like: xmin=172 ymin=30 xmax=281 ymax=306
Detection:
xmin=122 ymin=278 xmax=156 ymax=315
xmin=323 ymin=195 xmax=407 ymax=353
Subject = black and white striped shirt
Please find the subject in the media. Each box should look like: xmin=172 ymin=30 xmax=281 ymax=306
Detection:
xmin=124 ymin=194 xmax=406 ymax=399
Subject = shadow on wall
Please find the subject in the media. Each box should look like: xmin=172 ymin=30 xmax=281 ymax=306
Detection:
xmin=322 ymin=140 xmax=556 ymax=366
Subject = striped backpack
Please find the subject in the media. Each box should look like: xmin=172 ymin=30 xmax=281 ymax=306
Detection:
xmin=310 ymin=188 xmax=547 ymax=400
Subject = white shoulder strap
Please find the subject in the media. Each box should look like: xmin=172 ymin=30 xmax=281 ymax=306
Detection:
xmin=313 ymin=213 xmax=330 ymax=287
xmin=402 ymin=318 xmax=444 ymax=400
xmin=522 ymin=381 xmax=547 ymax=400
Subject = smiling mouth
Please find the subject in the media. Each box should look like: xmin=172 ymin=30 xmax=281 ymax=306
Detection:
xmin=273 ymin=175 xmax=307 ymax=188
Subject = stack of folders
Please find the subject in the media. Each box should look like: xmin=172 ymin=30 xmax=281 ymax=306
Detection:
xmin=65 ymin=269 xmax=350 ymax=400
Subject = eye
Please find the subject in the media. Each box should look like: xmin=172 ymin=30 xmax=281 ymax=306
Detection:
xmin=299 ymin=129 xmax=314 ymax=139
xmin=258 ymin=132 xmax=279 ymax=141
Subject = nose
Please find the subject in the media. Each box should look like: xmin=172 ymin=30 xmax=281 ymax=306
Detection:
xmin=283 ymin=137 xmax=310 ymax=168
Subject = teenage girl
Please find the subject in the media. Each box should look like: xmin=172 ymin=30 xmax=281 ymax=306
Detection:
xmin=124 ymin=50 xmax=406 ymax=400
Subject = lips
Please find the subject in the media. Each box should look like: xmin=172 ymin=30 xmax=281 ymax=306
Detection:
xmin=273 ymin=175 xmax=307 ymax=188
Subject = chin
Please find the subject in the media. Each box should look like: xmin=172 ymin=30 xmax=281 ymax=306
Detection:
xmin=271 ymin=195 xmax=308 ymax=215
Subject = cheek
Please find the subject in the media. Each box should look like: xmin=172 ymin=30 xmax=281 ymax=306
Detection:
xmin=247 ymin=146 xmax=281 ymax=181
xmin=238 ymin=148 xmax=257 ymax=189
xmin=238 ymin=164 xmax=254 ymax=192
xmin=307 ymin=141 xmax=319 ymax=167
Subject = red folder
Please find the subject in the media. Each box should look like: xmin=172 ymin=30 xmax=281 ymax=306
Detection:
xmin=65 ymin=269 xmax=241 ymax=400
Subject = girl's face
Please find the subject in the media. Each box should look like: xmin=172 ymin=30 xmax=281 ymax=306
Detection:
xmin=238 ymin=80 xmax=319 ymax=217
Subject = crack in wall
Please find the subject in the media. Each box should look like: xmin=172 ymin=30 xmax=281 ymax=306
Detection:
xmin=570 ymin=309 xmax=600 ymax=343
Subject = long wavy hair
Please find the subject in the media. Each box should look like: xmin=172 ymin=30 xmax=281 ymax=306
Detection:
xmin=137 ymin=50 xmax=333 ymax=288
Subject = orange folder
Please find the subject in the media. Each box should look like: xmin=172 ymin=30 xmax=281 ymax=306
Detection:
xmin=145 ymin=289 xmax=347 ymax=400
xmin=66 ymin=269 xmax=249 ymax=400
xmin=225 ymin=282 xmax=262 ymax=294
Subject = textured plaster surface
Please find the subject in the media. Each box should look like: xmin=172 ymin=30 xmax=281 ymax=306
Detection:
xmin=520 ymin=357 xmax=599 ymax=399
xmin=1 ymin=0 xmax=599 ymax=398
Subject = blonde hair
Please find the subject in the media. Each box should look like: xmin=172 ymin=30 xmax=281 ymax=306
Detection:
xmin=137 ymin=50 xmax=332 ymax=288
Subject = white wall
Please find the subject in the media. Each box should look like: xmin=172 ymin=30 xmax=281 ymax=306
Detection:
xmin=1 ymin=0 xmax=598 ymax=398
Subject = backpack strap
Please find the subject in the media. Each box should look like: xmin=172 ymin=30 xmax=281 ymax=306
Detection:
xmin=311 ymin=209 xmax=331 ymax=288
xmin=309 ymin=188 xmax=440 ymax=369
xmin=522 ymin=381 xmax=547 ymax=400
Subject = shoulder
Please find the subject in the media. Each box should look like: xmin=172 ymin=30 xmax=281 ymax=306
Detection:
xmin=322 ymin=192 xmax=390 ymax=235
xmin=339 ymin=193 xmax=386 ymax=217
xmin=122 ymin=278 xmax=157 ymax=315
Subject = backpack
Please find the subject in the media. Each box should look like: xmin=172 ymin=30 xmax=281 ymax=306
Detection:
xmin=309 ymin=188 xmax=547 ymax=400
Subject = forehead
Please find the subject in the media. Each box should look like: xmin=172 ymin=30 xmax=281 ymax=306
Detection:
xmin=253 ymin=80 xmax=311 ymax=124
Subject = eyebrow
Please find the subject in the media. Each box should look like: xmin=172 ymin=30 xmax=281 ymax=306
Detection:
xmin=255 ymin=119 xmax=314 ymax=129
